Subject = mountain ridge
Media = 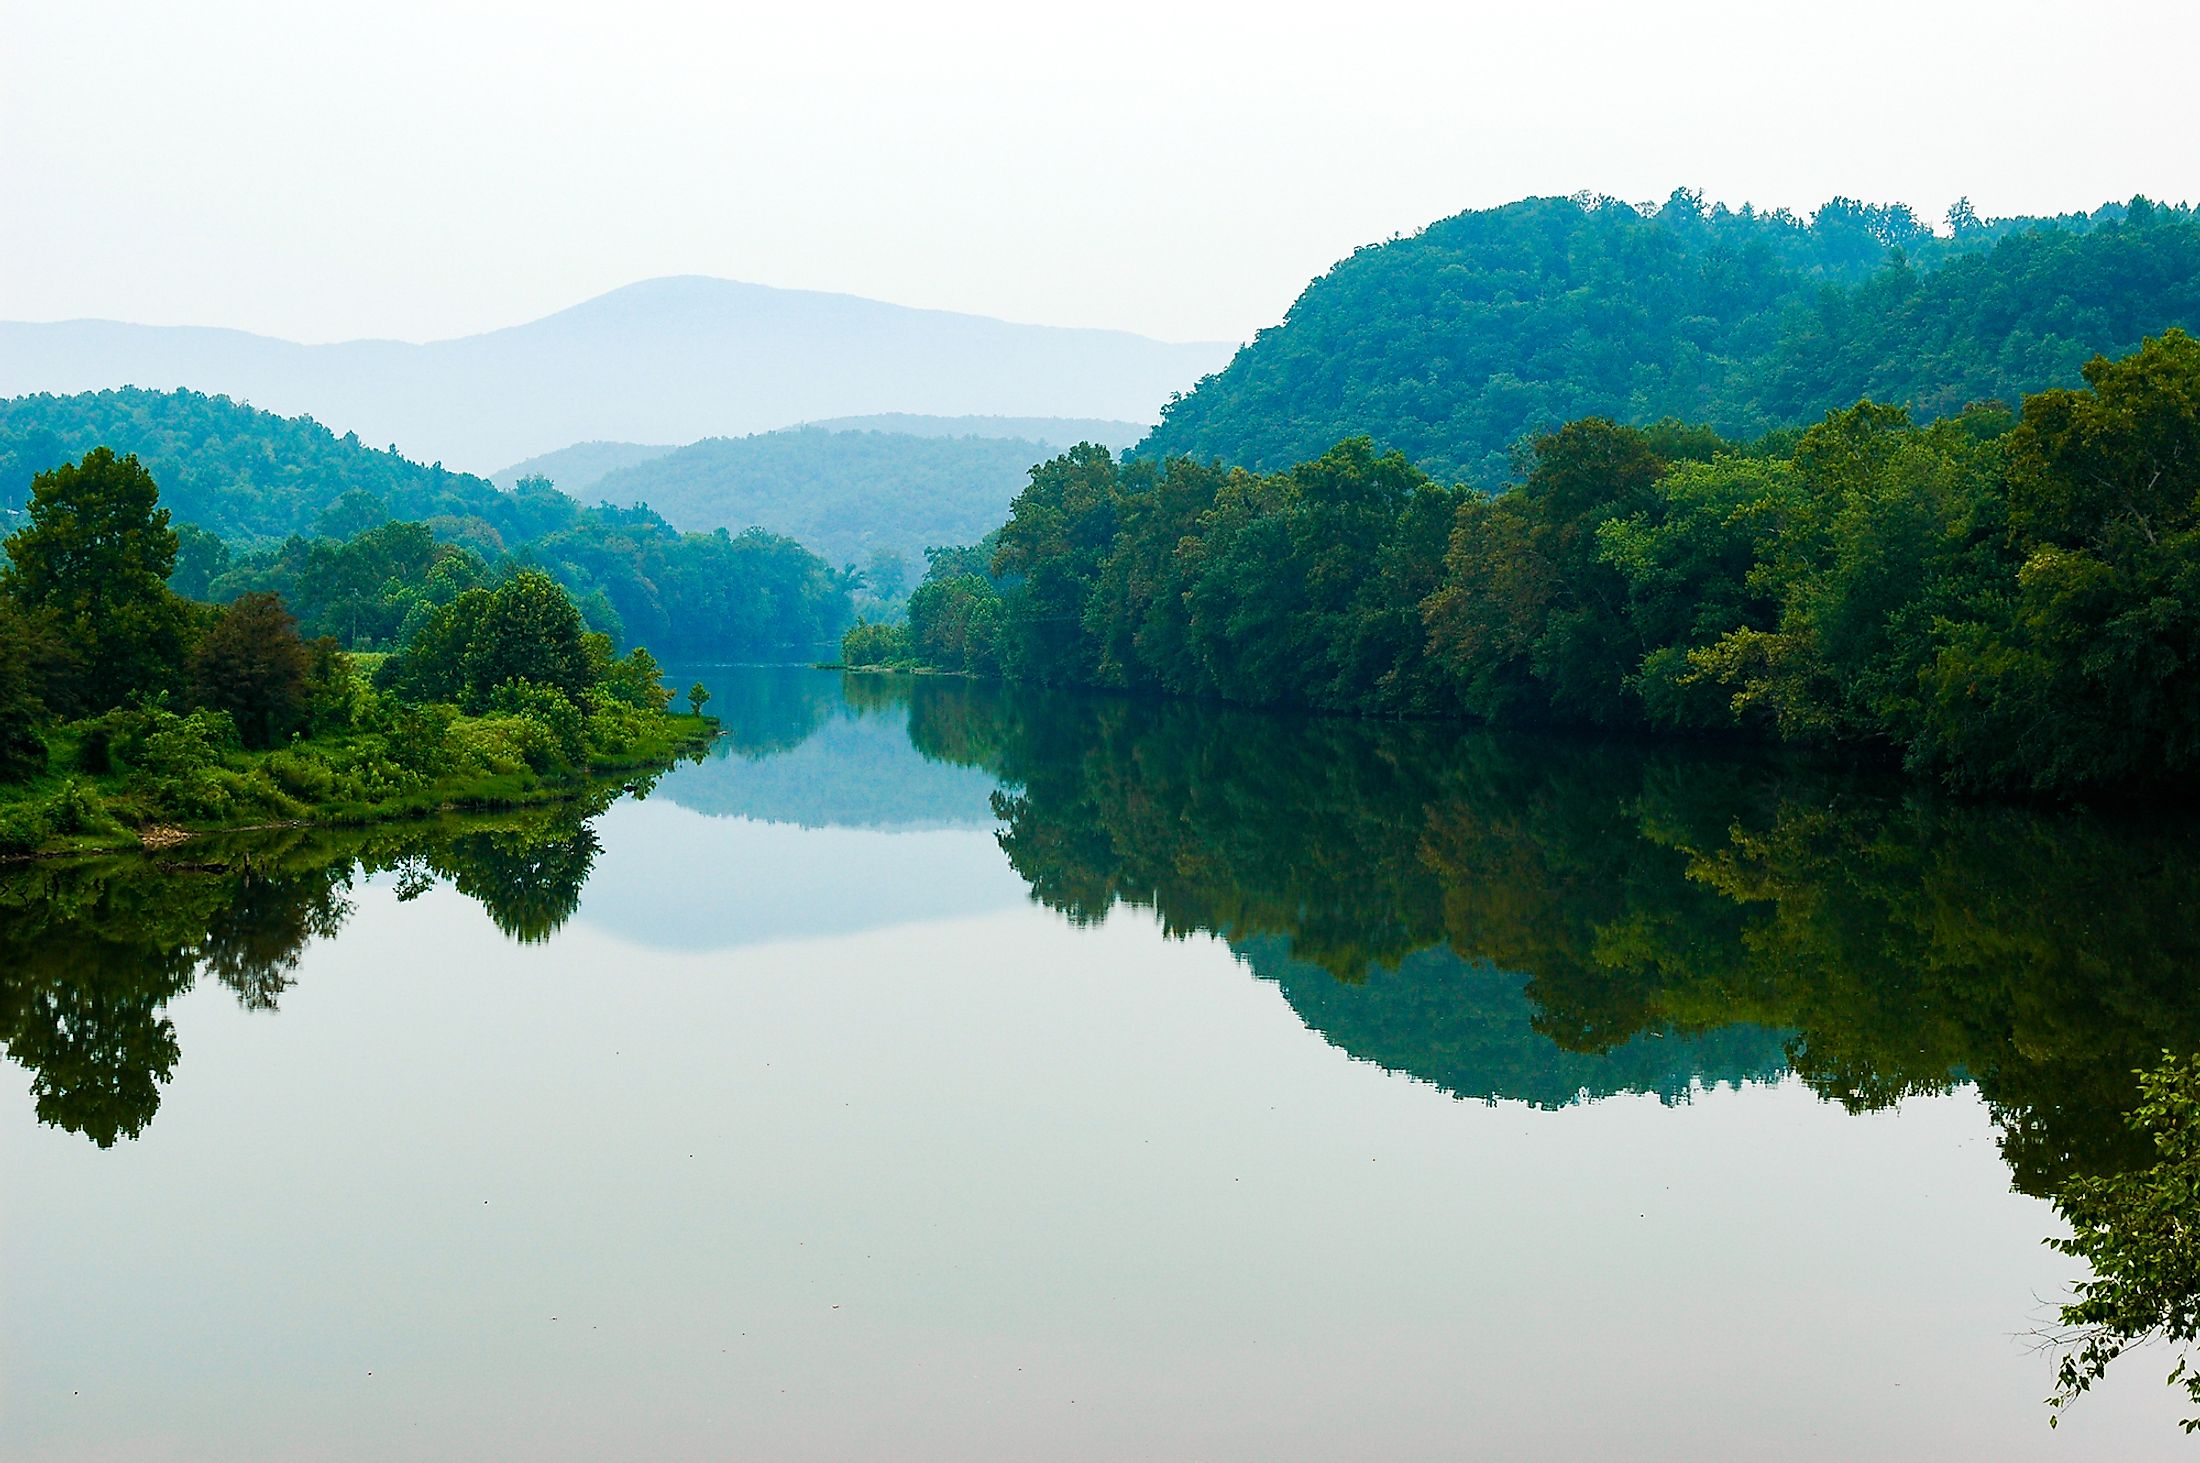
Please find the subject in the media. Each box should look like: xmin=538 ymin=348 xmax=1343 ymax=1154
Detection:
xmin=0 ymin=277 xmax=1234 ymax=476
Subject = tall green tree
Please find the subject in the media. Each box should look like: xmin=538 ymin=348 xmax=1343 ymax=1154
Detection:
xmin=190 ymin=592 xmax=312 ymax=749
xmin=1423 ymin=419 xmax=1669 ymax=725
xmin=989 ymin=444 xmax=1121 ymax=685
xmin=1916 ymin=331 xmax=2200 ymax=790
xmin=2 ymin=447 xmax=195 ymax=713
xmin=0 ymin=600 xmax=69 ymax=780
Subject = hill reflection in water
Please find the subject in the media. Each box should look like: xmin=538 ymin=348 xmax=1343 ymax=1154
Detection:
xmin=4 ymin=665 xmax=2197 ymax=1196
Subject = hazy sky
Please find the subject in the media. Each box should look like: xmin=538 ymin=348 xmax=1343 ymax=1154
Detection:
xmin=4 ymin=0 xmax=2193 ymax=345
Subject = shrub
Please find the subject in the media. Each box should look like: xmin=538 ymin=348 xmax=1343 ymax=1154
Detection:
xmin=841 ymin=620 xmax=911 ymax=667
xmin=262 ymin=746 xmax=339 ymax=801
xmin=130 ymin=707 xmax=242 ymax=818
xmin=42 ymin=777 xmax=120 ymax=837
xmin=489 ymin=680 xmax=587 ymax=769
xmin=586 ymin=702 xmax=647 ymax=756
xmin=383 ymin=704 xmax=459 ymax=777
xmin=0 ymin=800 xmax=48 ymax=855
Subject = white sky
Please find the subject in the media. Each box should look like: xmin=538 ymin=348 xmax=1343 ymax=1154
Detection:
xmin=3 ymin=0 xmax=2193 ymax=345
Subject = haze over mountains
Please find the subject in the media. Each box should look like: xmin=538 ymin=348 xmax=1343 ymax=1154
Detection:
xmin=0 ymin=277 xmax=1234 ymax=476
xmin=492 ymin=414 xmax=1144 ymax=499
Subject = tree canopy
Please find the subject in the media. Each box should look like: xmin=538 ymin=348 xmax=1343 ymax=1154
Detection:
xmin=1140 ymin=193 xmax=2200 ymax=486
xmin=893 ymin=332 xmax=2200 ymax=797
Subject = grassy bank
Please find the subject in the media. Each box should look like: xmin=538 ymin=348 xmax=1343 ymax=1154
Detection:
xmin=0 ymin=708 xmax=716 ymax=859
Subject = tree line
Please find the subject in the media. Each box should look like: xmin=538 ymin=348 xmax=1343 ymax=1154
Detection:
xmin=0 ymin=448 xmax=705 ymax=852
xmin=854 ymin=332 xmax=2200 ymax=797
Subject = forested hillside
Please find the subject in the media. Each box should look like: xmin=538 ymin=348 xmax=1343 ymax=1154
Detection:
xmin=0 ymin=388 xmax=569 ymax=544
xmin=1140 ymin=192 xmax=2200 ymax=485
xmin=489 ymin=440 xmax=674 ymax=495
xmin=865 ymin=332 xmax=2200 ymax=799
xmin=586 ymin=427 xmax=1067 ymax=570
xmin=0 ymin=388 xmax=853 ymax=656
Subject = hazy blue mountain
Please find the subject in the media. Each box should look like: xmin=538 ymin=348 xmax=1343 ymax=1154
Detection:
xmin=491 ymin=440 xmax=674 ymax=493
xmin=791 ymin=413 xmax=1144 ymax=450
xmin=495 ymin=416 xmax=1143 ymax=500
xmin=584 ymin=426 xmax=1060 ymax=568
xmin=0 ymin=277 xmax=1235 ymax=475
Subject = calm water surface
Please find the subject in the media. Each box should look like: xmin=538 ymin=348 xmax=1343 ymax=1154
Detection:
xmin=5 ymin=667 xmax=2197 ymax=1459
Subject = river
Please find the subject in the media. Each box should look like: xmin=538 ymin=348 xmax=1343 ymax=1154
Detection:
xmin=4 ymin=666 xmax=2195 ymax=1458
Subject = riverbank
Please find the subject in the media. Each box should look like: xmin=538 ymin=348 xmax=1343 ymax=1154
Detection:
xmin=0 ymin=709 xmax=717 ymax=859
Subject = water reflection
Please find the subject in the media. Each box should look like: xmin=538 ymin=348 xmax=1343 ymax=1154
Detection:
xmin=883 ymin=679 xmax=2200 ymax=1197
xmin=655 ymin=663 xmax=998 ymax=830
xmin=7 ymin=666 xmax=2199 ymax=1199
xmin=0 ymin=800 xmax=610 ymax=1146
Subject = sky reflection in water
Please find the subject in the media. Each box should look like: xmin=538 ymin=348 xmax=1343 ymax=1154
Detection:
xmin=3 ymin=665 xmax=2196 ymax=1458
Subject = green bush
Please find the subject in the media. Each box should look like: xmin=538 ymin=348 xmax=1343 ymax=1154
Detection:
xmin=586 ymin=702 xmax=647 ymax=756
xmin=383 ymin=704 xmax=459 ymax=777
xmin=262 ymin=746 xmax=339 ymax=801
xmin=130 ymin=708 xmax=243 ymax=819
xmin=841 ymin=619 xmax=911 ymax=667
xmin=445 ymin=718 xmax=534 ymax=778
xmin=489 ymin=680 xmax=587 ymax=769
xmin=0 ymin=800 xmax=48 ymax=855
xmin=43 ymin=778 xmax=120 ymax=837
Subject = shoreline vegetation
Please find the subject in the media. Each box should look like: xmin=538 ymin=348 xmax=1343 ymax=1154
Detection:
xmin=844 ymin=332 xmax=2200 ymax=801
xmin=0 ymin=447 xmax=719 ymax=858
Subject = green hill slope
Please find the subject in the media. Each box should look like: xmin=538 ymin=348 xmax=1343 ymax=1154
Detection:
xmin=0 ymin=388 xmax=854 ymax=657
xmin=490 ymin=440 xmax=675 ymax=494
xmin=587 ymin=426 xmax=1069 ymax=568
xmin=1139 ymin=192 xmax=2200 ymax=484
xmin=0 ymin=387 xmax=574 ymax=545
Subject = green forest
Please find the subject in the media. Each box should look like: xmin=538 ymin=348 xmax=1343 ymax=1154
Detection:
xmin=0 ymin=448 xmax=712 ymax=855
xmin=0 ymin=389 xmax=855 ymax=656
xmin=855 ymin=332 xmax=2200 ymax=798
xmin=1139 ymin=192 xmax=2200 ymax=486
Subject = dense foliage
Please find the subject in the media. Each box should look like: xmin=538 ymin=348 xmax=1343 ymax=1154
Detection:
xmin=0 ymin=450 xmax=701 ymax=853
xmin=1141 ymin=192 xmax=2200 ymax=485
xmin=2048 ymin=1052 xmax=2200 ymax=1430
xmin=895 ymin=334 xmax=2200 ymax=797
xmin=0 ymin=389 xmax=855 ymax=656
xmin=585 ymin=426 xmax=1065 ymax=574
xmin=0 ymin=388 xmax=573 ymax=543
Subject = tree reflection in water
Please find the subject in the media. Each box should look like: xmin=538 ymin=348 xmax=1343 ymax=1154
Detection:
xmin=0 ymin=800 xmax=607 ymax=1146
xmin=881 ymin=674 xmax=2200 ymax=1200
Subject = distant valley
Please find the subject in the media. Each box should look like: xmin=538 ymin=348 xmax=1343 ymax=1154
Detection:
xmin=494 ymin=415 xmax=1144 ymax=570
xmin=0 ymin=277 xmax=1233 ymax=475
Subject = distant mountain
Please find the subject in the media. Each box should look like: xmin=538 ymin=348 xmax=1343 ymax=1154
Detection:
xmin=584 ymin=426 xmax=1062 ymax=569
xmin=1140 ymin=192 xmax=2200 ymax=485
xmin=491 ymin=440 xmax=675 ymax=494
xmin=790 ymin=414 xmax=1145 ymax=451
xmin=0 ymin=277 xmax=1235 ymax=476
xmin=496 ymin=415 xmax=1144 ymax=499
